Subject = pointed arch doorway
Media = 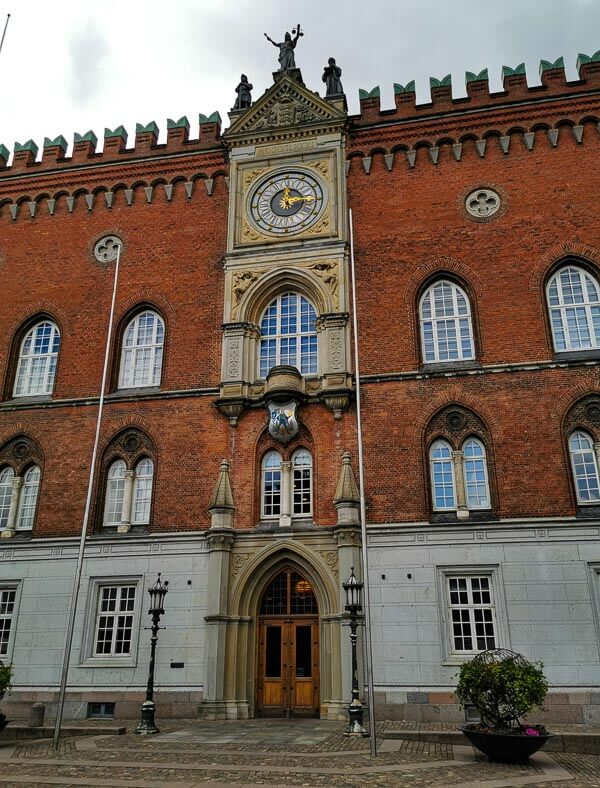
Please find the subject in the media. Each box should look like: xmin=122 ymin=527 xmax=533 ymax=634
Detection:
xmin=256 ymin=567 xmax=320 ymax=717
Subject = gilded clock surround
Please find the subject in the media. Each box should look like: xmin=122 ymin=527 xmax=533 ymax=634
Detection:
xmin=218 ymin=72 xmax=352 ymax=424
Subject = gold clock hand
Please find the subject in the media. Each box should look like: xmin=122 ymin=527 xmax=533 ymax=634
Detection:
xmin=287 ymin=195 xmax=315 ymax=204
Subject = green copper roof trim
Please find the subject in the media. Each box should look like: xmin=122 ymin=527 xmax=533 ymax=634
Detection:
xmin=429 ymin=74 xmax=452 ymax=88
xmin=198 ymin=112 xmax=221 ymax=124
xmin=539 ymin=56 xmax=564 ymax=76
xmin=167 ymin=116 xmax=190 ymax=130
xmin=358 ymin=87 xmax=380 ymax=99
xmin=135 ymin=121 xmax=159 ymax=135
xmin=393 ymin=81 xmax=415 ymax=95
xmin=0 ymin=144 xmax=9 ymax=161
xmin=104 ymin=126 xmax=128 ymax=141
xmin=74 ymin=130 xmax=98 ymax=145
xmin=43 ymin=135 xmax=67 ymax=151
xmin=465 ymin=68 xmax=489 ymax=83
xmin=14 ymin=139 xmax=38 ymax=155
xmin=502 ymin=63 xmax=526 ymax=78
xmin=576 ymin=50 xmax=600 ymax=70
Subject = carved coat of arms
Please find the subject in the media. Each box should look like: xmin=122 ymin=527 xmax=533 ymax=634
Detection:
xmin=268 ymin=400 xmax=299 ymax=444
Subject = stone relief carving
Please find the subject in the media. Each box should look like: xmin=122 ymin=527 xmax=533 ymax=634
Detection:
xmin=304 ymin=213 xmax=331 ymax=237
xmin=231 ymin=553 xmax=251 ymax=577
xmin=243 ymin=168 xmax=267 ymax=191
xmin=329 ymin=331 xmax=344 ymax=370
xmin=227 ymin=339 xmax=241 ymax=378
xmin=232 ymin=270 xmax=260 ymax=317
xmin=317 ymin=550 xmax=338 ymax=568
xmin=310 ymin=261 xmax=338 ymax=309
xmin=308 ymin=160 xmax=329 ymax=178
xmin=242 ymin=86 xmax=331 ymax=133
xmin=0 ymin=435 xmax=43 ymax=474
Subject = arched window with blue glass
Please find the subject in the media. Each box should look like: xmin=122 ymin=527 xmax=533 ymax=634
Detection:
xmin=568 ymin=431 xmax=600 ymax=504
xmin=419 ymin=280 xmax=475 ymax=364
xmin=259 ymin=292 xmax=317 ymax=378
xmin=547 ymin=265 xmax=600 ymax=352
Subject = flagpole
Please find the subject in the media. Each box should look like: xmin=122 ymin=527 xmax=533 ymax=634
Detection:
xmin=0 ymin=14 xmax=10 ymax=57
xmin=348 ymin=208 xmax=377 ymax=756
xmin=52 ymin=240 xmax=123 ymax=750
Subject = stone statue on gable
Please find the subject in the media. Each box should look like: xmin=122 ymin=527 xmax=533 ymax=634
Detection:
xmin=264 ymin=24 xmax=303 ymax=71
xmin=322 ymin=57 xmax=344 ymax=96
xmin=233 ymin=74 xmax=253 ymax=110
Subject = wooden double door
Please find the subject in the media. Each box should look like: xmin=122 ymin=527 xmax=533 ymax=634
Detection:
xmin=256 ymin=568 xmax=320 ymax=716
xmin=257 ymin=617 xmax=319 ymax=716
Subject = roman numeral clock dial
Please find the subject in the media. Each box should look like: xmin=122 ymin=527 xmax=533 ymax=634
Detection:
xmin=249 ymin=170 xmax=326 ymax=236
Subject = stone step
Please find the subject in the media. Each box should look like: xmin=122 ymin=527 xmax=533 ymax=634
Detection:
xmin=0 ymin=723 xmax=126 ymax=740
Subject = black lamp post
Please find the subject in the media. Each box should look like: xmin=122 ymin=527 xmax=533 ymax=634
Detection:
xmin=135 ymin=574 xmax=168 ymax=735
xmin=343 ymin=566 xmax=368 ymax=736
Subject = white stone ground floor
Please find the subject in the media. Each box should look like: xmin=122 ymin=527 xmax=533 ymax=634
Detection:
xmin=1 ymin=520 xmax=599 ymax=724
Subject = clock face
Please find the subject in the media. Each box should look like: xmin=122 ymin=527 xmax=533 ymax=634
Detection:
xmin=249 ymin=170 xmax=325 ymax=235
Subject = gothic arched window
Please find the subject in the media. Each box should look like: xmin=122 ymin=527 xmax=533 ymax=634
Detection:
xmin=262 ymin=451 xmax=282 ymax=518
xmin=419 ymin=281 xmax=475 ymax=363
xmin=259 ymin=292 xmax=317 ymax=377
xmin=568 ymin=431 xmax=600 ymax=503
xmin=13 ymin=320 xmax=61 ymax=397
xmin=430 ymin=439 xmax=456 ymax=510
xmin=103 ymin=457 xmax=154 ymax=527
xmin=292 ymin=449 xmax=312 ymax=516
xmin=547 ymin=266 xmax=600 ymax=352
xmin=118 ymin=310 xmax=165 ymax=389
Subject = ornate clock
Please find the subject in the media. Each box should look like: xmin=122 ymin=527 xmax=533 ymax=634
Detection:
xmin=248 ymin=170 xmax=325 ymax=235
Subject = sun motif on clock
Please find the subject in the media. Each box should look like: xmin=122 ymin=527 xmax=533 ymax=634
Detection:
xmin=248 ymin=170 xmax=326 ymax=235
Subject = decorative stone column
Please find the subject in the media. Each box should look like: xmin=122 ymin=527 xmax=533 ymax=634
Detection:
xmin=200 ymin=460 xmax=236 ymax=719
xmin=0 ymin=476 xmax=22 ymax=539
xmin=451 ymin=450 xmax=469 ymax=519
xmin=593 ymin=442 xmax=600 ymax=472
xmin=279 ymin=461 xmax=292 ymax=528
xmin=118 ymin=470 xmax=135 ymax=533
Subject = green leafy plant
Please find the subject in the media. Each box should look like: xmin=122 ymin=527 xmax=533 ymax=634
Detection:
xmin=456 ymin=650 xmax=548 ymax=730
xmin=0 ymin=662 xmax=12 ymax=701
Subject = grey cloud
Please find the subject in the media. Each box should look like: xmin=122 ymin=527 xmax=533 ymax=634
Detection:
xmin=67 ymin=19 xmax=109 ymax=105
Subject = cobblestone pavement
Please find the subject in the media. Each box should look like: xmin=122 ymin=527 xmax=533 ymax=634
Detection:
xmin=0 ymin=719 xmax=599 ymax=787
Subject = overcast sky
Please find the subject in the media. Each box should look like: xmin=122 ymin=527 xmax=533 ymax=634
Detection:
xmin=1 ymin=0 xmax=599 ymax=159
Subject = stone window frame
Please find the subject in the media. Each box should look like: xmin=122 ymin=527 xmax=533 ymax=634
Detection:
xmin=110 ymin=303 xmax=167 ymax=393
xmin=415 ymin=274 xmax=481 ymax=369
xmin=256 ymin=431 xmax=315 ymax=527
xmin=3 ymin=312 xmax=62 ymax=402
xmin=436 ymin=564 xmax=510 ymax=665
xmin=0 ymin=435 xmax=44 ymax=539
xmin=563 ymin=395 xmax=600 ymax=517
xmin=103 ymin=457 xmax=155 ymax=529
xmin=80 ymin=575 xmax=143 ymax=668
xmin=544 ymin=258 xmax=600 ymax=359
xmin=424 ymin=406 xmax=496 ymax=523
xmin=0 ymin=582 xmax=22 ymax=660
xmin=221 ymin=266 xmax=349 ymax=394
xmin=95 ymin=429 xmax=157 ymax=534
xmin=258 ymin=292 xmax=318 ymax=379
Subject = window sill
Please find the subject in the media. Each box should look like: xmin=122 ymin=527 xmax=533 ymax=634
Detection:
xmin=79 ymin=656 xmax=137 ymax=668
xmin=107 ymin=387 xmax=161 ymax=399
xmin=553 ymin=350 xmax=600 ymax=362
xmin=576 ymin=504 xmax=600 ymax=519
xmin=419 ymin=360 xmax=481 ymax=373
xmin=430 ymin=510 xmax=495 ymax=524
xmin=1 ymin=395 xmax=53 ymax=406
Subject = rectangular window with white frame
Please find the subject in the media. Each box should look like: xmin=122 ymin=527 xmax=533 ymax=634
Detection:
xmin=446 ymin=574 xmax=497 ymax=654
xmin=0 ymin=586 xmax=18 ymax=657
xmin=94 ymin=584 xmax=137 ymax=656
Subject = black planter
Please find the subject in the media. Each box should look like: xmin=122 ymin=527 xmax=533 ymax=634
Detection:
xmin=460 ymin=725 xmax=551 ymax=763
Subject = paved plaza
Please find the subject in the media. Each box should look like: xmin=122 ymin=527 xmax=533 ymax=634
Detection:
xmin=1 ymin=719 xmax=600 ymax=787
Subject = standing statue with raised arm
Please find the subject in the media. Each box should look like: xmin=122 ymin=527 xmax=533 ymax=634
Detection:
xmin=264 ymin=24 xmax=303 ymax=71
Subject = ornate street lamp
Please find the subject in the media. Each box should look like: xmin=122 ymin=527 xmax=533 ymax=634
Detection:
xmin=343 ymin=567 xmax=368 ymax=736
xmin=135 ymin=574 xmax=168 ymax=735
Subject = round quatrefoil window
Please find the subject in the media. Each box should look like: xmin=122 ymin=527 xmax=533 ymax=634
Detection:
xmin=465 ymin=188 xmax=501 ymax=219
xmin=93 ymin=235 xmax=123 ymax=263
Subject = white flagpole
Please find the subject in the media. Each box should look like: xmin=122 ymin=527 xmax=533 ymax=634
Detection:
xmin=52 ymin=241 xmax=123 ymax=750
xmin=0 ymin=14 xmax=11 ymax=57
xmin=348 ymin=208 xmax=377 ymax=756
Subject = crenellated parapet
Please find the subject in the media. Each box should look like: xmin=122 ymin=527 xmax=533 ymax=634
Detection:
xmin=0 ymin=112 xmax=224 ymax=174
xmin=354 ymin=52 xmax=600 ymax=125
